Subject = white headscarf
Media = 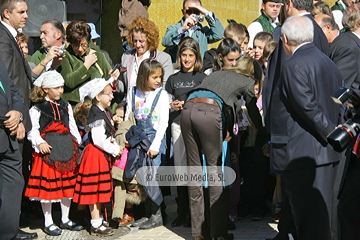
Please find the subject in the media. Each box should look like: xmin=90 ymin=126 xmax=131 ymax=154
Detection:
xmin=33 ymin=71 xmax=64 ymax=88
xmin=79 ymin=77 xmax=114 ymax=102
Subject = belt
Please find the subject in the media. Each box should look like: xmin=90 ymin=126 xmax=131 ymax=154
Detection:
xmin=188 ymin=98 xmax=219 ymax=107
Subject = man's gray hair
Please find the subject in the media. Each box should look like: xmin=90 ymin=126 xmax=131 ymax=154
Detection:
xmin=281 ymin=16 xmax=314 ymax=46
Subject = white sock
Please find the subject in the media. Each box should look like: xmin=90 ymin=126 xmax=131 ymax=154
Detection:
xmin=60 ymin=198 xmax=75 ymax=225
xmin=91 ymin=218 xmax=105 ymax=230
xmin=41 ymin=202 xmax=54 ymax=228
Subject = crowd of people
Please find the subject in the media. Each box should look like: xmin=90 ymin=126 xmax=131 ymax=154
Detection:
xmin=0 ymin=0 xmax=360 ymax=240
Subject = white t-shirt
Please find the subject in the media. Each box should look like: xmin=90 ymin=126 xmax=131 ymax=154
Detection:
xmin=125 ymin=87 xmax=169 ymax=152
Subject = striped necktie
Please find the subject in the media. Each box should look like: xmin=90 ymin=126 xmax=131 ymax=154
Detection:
xmin=15 ymin=34 xmax=26 ymax=62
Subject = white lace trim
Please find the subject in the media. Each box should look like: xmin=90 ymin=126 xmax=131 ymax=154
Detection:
xmin=29 ymin=197 xmax=73 ymax=203
xmin=87 ymin=119 xmax=106 ymax=129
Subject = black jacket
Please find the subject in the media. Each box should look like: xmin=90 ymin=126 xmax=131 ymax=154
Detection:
xmin=125 ymin=125 xmax=163 ymax=206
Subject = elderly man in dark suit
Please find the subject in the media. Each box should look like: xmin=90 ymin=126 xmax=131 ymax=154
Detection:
xmin=268 ymin=15 xmax=342 ymax=240
xmin=0 ymin=1 xmax=38 ymax=239
xmin=0 ymin=57 xmax=25 ymax=240
xmin=262 ymin=1 xmax=333 ymax=239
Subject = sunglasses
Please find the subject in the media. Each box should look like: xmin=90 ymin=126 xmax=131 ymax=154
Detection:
xmin=185 ymin=9 xmax=200 ymax=15
xmin=72 ymin=43 xmax=89 ymax=49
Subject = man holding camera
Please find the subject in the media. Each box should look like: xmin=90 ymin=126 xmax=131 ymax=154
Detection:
xmin=30 ymin=19 xmax=66 ymax=77
xmin=162 ymin=0 xmax=224 ymax=63
xmin=330 ymin=4 xmax=360 ymax=240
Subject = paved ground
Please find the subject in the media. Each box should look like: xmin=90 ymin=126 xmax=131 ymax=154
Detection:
xmin=21 ymin=192 xmax=279 ymax=240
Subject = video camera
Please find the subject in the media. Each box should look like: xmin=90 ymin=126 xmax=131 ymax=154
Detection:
xmin=327 ymin=87 xmax=360 ymax=152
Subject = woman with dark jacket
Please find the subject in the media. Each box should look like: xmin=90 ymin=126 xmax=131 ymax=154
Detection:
xmin=180 ymin=70 xmax=262 ymax=240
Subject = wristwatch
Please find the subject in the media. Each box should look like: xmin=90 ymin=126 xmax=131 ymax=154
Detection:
xmin=19 ymin=112 xmax=23 ymax=123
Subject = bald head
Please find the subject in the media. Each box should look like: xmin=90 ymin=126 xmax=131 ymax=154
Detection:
xmin=314 ymin=14 xmax=339 ymax=44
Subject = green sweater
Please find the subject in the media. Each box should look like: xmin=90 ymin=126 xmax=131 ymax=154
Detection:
xmin=60 ymin=45 xmax=111 ymax=104
xmin=30 ymin=47 xmax=47 ymax=66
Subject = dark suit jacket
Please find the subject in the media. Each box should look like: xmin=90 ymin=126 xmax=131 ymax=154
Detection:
xmin=0 ymin=23 xmax=32 ymax=131
xmin=262 ymin=13 xmax=330 ymax=133
xmin=269 ymin=43 xmax=342 ymax=171
xmin=329 ymin=31 xmax=360 ymax=90
xmin=0 ymin=58 xmax=23 ymax=153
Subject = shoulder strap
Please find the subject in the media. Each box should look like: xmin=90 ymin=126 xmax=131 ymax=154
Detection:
xmin=132 ymin=86 xmax=136 ymax=112
xmin=147 ymin=89 xmax=163 ymax=118
xmin=149 ymin=50 xmax=157 ymax=60
xmin=126 ymin=50 xmax=136 ymax=85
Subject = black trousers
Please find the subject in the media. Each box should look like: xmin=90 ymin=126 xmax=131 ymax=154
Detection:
xmin=0 ymin=144 xmax=24 ymax=239
xmin=278 ymin=160 xmax=336 ymax=240
xmin=181 ymin=101 xmax=227 ymax=238
xmin=338 ymin=154 xmax=360 ymax=240
xmin=239 ymin=147 xmax=270 ymax=214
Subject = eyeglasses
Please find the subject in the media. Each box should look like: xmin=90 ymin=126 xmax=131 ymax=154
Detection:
xmin=72 ymin=43 xmax=89 ymax=49
xmin=185 ymin=9 xmax=200 ymax=15
xmin=102 ymin=92 xmax=114 ymax=97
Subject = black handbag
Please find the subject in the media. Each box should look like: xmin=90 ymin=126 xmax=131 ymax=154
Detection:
xmin=44 ymin=132 xmax=74 ymax=162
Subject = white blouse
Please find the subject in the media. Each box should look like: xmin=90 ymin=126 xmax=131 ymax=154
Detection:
xmin=89 ymin=105 xmax=120 ymax=157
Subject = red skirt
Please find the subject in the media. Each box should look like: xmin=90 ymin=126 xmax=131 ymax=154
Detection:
xmin=25 ymin=152 xmax=79 ymax=201
xmin=73 ymin=144 xmax=113 ymax=205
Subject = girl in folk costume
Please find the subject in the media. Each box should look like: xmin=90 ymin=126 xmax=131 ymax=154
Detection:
xmin=74 ymin=78 xmax=122 ymax=236
xmin=25 ymin=71 xmax=83 ymax=236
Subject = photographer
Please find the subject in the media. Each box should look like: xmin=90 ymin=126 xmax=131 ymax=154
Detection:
xmin=30 ymin=20 xmax=66 ymax=78
xmin=162 ymin=0 xmax=224 ymax=63
xmin=326 ymin=87 xmax=360 ymax=240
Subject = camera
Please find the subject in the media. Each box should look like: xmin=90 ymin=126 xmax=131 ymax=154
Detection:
xmin=327 ymin=87 xmax=360 ymax=152
xmin=193 ymin=15 xmax=204 ymax=22
xmin=240 ymin=50 xmax=247 ymax=57
xmin=57 ymin=47 xmax=65 ymax=56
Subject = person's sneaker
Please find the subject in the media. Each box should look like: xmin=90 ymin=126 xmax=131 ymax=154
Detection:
xmin=272 ymin=208 xmax=282 ymax=223
xmin=265 ymin=201 xmax=275 ymax=215
xmin=229 ymin=214 xmax=238 ymax=223
xmin=251 ymin=212 xmax=263 ymax=221
xmin=237 ymin=205 xmax=251 ymax=220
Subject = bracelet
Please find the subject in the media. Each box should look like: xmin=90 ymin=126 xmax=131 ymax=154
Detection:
xmin=40 ymin=62 xmax=46 ymax=67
